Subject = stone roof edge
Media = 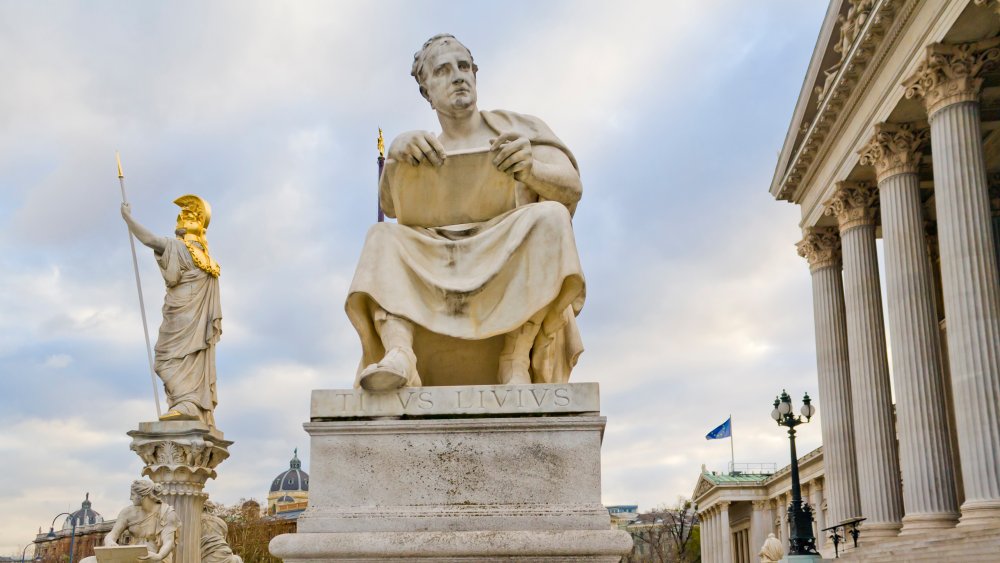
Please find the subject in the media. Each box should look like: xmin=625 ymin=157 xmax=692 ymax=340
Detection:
xmin=769 ymin=0 xmax=845 ymax=199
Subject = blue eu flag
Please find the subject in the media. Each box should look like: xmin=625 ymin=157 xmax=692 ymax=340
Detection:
xmin=706 ymin=417 xmax=732 ymax=440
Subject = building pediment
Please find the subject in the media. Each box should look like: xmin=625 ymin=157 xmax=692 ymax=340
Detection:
xmin=771 ymin=0 xmax=918 ymax=203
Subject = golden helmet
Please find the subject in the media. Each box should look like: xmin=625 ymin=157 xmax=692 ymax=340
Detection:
xmin=173 ymin=194 xmax=212 ymax=229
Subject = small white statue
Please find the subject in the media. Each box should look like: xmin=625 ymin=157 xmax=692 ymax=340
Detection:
xmin=80 ymin=480 xmax=179 ymax=563
xmin=759 ymin=532 xmax=784 ymax=563
xmin=201 ymin=501 xmax=244 ymax=563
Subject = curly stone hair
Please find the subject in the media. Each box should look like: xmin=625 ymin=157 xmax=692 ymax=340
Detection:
xmin=131 ymin=479 xmax=164 ymax=503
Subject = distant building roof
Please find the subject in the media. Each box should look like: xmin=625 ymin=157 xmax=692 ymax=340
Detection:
xmin=63 ymin=493 xmax=103 ymax=530
xmin=270 ymin=449 xmax=309 ymax=493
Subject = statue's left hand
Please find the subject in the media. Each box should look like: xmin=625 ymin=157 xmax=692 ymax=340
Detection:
xmin=490 ymin=132 xmax=533 ymax=182
xmin=138 ymin=553 xmax=163 ymax=561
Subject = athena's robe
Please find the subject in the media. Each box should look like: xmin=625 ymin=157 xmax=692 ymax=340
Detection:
xmin=154 ymin=238 xmax=222 ymax=424
xmin=346 ymin=110 xmax=585 ymax=386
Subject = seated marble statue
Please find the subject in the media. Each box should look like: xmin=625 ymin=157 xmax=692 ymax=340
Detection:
xmin=122 ymin=196 xmax=222 ymax=425
xmin=346 ymin=34 xmax=585 ymax=390
xmin=80 ymin=480 xmax=179 ymax=563
xmin=201 ymin=501 xmax=244 ymax=563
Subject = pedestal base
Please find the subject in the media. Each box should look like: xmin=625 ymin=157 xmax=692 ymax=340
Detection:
xmin=271 ymin=530 xmax=632 ymax=562
xmin=270 ymin=383 xmax=632 ymax=562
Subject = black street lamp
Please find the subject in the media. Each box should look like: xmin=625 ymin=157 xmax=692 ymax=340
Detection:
xmin=46 ymin=512 xmax=77 ymax=563
xmin=771 ymin=389 xmax=819 ymax=556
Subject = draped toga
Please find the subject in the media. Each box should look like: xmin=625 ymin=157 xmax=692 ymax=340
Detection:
xmin=346 ymin=110 xmax=585 ymax=385
xmin=154 ymin=238 xmax=223 ymax=424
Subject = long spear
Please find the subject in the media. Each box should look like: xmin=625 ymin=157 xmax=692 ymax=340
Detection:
xmin=116 ymin=152 xmax=162 ymax=418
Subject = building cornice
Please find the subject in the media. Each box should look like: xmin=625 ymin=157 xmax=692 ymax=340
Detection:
xmin=771 ymin=0 xmax=920 ymax=203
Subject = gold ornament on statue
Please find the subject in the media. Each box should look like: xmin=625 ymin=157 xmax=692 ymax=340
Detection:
xmin=173 ymin=194 xmax=220 ymax=277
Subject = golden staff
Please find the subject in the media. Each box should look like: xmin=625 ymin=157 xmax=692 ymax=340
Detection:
xmin=116 ymin=152 xmax=163 ymax=418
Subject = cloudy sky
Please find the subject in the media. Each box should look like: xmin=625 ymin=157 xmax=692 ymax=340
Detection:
xmin=0 ymin=0 xmax=832 ymax=553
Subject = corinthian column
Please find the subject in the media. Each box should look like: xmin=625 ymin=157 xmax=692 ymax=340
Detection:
xmin=905 ymin=38 xmax=1000 ymax=525
xmin=824 ymin=181 xmax=903 ymax=539
xmin=796 ymin=228 xmax=862 ymax=526
xmin=858 ymin=123 xmax=960 ymax=531
xmin=990 ymin=179 xmax=1000 ymax=273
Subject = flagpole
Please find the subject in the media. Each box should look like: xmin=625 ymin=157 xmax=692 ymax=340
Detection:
xmin=729 ymin=414 xmax=735 ymax=474
xmin=117 ymin=152 xmax=162 ymax=418
xmin=377 ymin=127 xmax=385 ymax=223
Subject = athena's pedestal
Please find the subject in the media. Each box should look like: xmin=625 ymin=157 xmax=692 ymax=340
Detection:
xmin=269 ymin=383 xmax=633 ymax=562
xmin=128 ymin=421 xmax=233 ymax=563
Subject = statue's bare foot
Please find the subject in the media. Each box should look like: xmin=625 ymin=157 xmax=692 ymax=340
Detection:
xmin=159 ymin=410 xmax=197 ymax=421
xmin=498 ymin=355 xmax=531 ymax=385
xmin=360 ymin=347 xmax=420 ymax=391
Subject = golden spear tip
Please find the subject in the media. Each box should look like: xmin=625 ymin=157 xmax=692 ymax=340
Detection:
xmin=116 ymin=151 xmax=124 ymax=179
xmin=377 ymin=127 xmax=385 ymax=158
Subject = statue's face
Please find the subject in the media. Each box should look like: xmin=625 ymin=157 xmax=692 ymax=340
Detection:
xmin=130 ymin=490 xmax=142 ymax=506
xmin=422 ymin=42 xmax=477 ymax=114
xmin=175 ymin=207 xmax=204 ymax=237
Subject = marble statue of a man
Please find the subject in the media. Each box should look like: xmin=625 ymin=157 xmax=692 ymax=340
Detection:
xmin=122 ymin=195 xmax=222 ymax=425
xmin=346 ymin=34 xmax=585 ymax=390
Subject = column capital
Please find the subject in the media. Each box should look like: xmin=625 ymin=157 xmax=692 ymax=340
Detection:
xmin=858 ymin=122 xmax=929 ymax=182
xmin=719 ymin=500 xmax=731 ymax=509
xmin=752 ymin=499 xmax=769 ymax=510
xmin=797 ymin=227 xmax=842 ymax=272
xmin=825 ymin=181 xmax=879 ymax=232
xmin=903 ymin=38 xmax=1000 ymax=117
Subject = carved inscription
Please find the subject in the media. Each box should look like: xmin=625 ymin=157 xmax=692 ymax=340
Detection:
xmin=312 ymin=383 xmax=597 ymax=419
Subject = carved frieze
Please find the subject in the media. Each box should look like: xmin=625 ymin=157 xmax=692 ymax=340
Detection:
xmin=824 ymin=181 xmax=879 ymax=232
xmin=903 ymin=38 xmax=1000 ymax=117
xmin=797 ymin=227 xmax=842 ymax=271
xmin=858 ymin=122 xmax=928 ymax=182
xmin=778 ymin=0 xmax=916 ymax=201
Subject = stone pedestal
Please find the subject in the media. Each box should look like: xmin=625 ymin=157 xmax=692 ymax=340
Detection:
xmin=128 ymin=421 xmax=232 ymax=563
xmin=269 ymin=383 xmax=633 ymax=562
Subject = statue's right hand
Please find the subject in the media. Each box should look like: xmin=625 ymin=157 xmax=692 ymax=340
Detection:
xmin=120 ymin=202 xmax=131 ymax=220
xmin=388 ymin=131 xmax=446 ymax=167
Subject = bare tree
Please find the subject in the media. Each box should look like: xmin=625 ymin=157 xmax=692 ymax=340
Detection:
xmin=210 ymin=499 xmax=296 ymax=563
xmin=623 ymin=498 xmax=700 ymax=563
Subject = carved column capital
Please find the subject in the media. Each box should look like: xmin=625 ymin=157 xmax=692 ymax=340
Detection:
xmin=752 ymin=499 xmax=769 ymax=511
xmin=797 ymin=227 xmax=842 ymax=272
xmin=824 ymin=181 xmax=879 ymax=232
xmin=903 ymin=38 xmax=1000 ymax=117
xmin=128 ymin=421 xmax=233 ymax=495
xmin=858 ymin=122 xmax=928 ymax=182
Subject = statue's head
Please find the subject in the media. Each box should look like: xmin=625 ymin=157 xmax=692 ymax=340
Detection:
xmin=130 ymin=479 xmax=163 ymax=506
xmin=411 ymin=34 xmax=479 ymax=112
xmin=173 ymin=194 xmax=212 ymax=240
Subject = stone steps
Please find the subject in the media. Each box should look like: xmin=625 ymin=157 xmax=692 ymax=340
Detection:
xmin=836 ymin=526 xmax=1000 ymax=562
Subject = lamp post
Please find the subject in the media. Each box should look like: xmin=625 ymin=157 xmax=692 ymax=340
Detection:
xmin=771 ymin=389 xmax=819 ymax=556
xmin=46 ymin=512 xmax=76 ymax=563
xmin=20 ymin=541 xmax=40 ymax=563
